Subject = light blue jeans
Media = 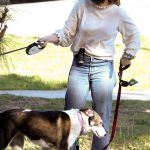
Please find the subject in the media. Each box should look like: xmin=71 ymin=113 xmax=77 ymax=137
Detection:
xmin=65 ymin=54 xmax=116 ymax=150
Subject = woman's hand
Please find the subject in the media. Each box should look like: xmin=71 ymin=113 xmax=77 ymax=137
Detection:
xmin=37 ymin=41 xmax=47 ymax=48
xmin=38 ymin=34 xmax=59 ymax=44
xmin=120 ymin=52 xmax=135 ymax=66
xmin=120 ymin=57 xmax=131 ymax=66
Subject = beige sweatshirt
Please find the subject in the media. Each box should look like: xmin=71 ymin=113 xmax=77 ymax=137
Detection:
xmin=54 ymin=0 xmax=140 ymax=60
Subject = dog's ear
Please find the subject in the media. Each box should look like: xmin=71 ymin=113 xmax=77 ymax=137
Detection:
xmin=84 ymin=109 xmax=94 ymax=117
xmin=84 ymin=109 xmax=96 ymax=127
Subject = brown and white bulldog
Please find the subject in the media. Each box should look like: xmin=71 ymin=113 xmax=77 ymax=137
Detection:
xmin=0 ymin=108 xmax=106 ymax=150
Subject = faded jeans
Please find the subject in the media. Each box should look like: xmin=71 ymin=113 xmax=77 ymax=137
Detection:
xmin=64 ymin=54 xmax=116 ymax=150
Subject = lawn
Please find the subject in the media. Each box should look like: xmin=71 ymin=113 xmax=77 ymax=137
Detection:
xmin=0 ymin=34 xmax=150 ymax=149
xmin=0 ymin=94 xmax=149 ymax=150
xmin=0 ymin=34 xmax=150 ymax=91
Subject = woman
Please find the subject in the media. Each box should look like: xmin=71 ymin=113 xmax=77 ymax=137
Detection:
xmin=39 ymin=0 xmax=140 ymax=149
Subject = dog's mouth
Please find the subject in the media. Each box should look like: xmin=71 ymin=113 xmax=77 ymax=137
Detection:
xmin=87 ymin=113 xmax=106 ymax=138
xmin=91 ymin=126 xmax=106 ymax=138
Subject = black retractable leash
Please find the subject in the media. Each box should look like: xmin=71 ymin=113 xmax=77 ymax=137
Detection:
xmin=0 ymin=41 xmax=45 ymax=56
xmin=102 ymin=63 xmax=138 ymax=150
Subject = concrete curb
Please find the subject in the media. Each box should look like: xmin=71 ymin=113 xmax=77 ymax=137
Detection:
xmin=0 ymin=90 xmax=150 ymax=101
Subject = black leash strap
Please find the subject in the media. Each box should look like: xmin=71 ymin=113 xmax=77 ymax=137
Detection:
xmin=0 ymin=46 xmax=27 ymax=56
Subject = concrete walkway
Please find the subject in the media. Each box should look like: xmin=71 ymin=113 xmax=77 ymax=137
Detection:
xmin=0 ymin=90 xmax=150 ymax=101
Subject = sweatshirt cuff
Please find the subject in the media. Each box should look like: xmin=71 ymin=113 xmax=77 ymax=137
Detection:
xmin=52 ymin=30 xmax=63 ymax=45
xmin=124 ymin=49 xmax=137 ymax=56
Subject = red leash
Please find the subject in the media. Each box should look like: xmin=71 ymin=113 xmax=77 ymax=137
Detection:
xmin=110 ymin=64 xmax=130 ymax=143
xmin=103 ymin=63 xmax=131 ymax=150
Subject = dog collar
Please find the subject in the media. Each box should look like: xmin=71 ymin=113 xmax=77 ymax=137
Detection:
xmin=77 ymin=111 xmax=84 ymax=135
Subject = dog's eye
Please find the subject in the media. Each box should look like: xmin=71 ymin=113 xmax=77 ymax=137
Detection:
xmin=88 ymin=116 xmax=94 ymax=126
xmin=89 ymin=117 xmax=103 ymax=127
xmin=99 ymin=120 xmax=103 ymax=125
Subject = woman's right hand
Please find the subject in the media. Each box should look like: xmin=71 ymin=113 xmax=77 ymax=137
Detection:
xmin=37 ymin=41 xmax=47 ymax=49
xmin=38 ymin=34 xmax=59 ymax=44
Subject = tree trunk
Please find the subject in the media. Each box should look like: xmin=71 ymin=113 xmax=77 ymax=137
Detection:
xmin=0 ymin=6 xmax=9 ymax=69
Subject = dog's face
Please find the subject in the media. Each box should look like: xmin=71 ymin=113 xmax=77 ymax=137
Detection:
xmin=80 ymin=109 xmax=106 ymax=138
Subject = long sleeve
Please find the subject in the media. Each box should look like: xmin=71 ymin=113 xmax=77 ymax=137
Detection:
xmin=118 ymin=8 xmax=140 ymax=56
xmin=54 ymin=1 xmax=84 ymax=47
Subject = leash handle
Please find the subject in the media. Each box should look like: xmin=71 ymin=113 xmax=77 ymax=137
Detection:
xmin=26 ymin=41 xmax=46 ymax=55
xmin=120 ymin=64 xmax=130 ymax=71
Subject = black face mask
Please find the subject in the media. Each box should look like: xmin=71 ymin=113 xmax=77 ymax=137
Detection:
xmin=91 ymin=0 xmax=106 ymax=5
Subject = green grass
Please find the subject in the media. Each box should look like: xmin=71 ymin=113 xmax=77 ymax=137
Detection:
xmin=0 ymin=95 xmax=149 ymax=150
xmin=0 ymin=74 xmax=66 ymax=90
xmin=0 ymin=34 xmax=150 ymax=90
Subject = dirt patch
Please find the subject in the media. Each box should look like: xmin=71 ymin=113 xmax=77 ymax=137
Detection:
xmin=0 ymin=96 xmax=49 ymax=112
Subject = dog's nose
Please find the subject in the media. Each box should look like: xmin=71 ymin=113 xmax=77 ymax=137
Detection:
xmin=104 ymin=133 xmax=107 ymax=137
xmin=103 ymin=130 xmax=108 ymax=137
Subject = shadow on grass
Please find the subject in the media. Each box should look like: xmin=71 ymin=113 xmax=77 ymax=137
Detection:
xmin=0 ymin=73 xmax=67 ymax=90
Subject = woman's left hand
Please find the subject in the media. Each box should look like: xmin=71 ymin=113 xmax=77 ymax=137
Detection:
xmin=120 ymin=57 xmax=131 ymax=66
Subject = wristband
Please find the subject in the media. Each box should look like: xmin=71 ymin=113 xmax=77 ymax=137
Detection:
xmin=122 ymin=52 xmax=135 ymax=60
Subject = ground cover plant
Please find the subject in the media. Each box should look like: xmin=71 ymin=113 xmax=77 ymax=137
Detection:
xmin=0 ymin=94 xmax=149 ymax=150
